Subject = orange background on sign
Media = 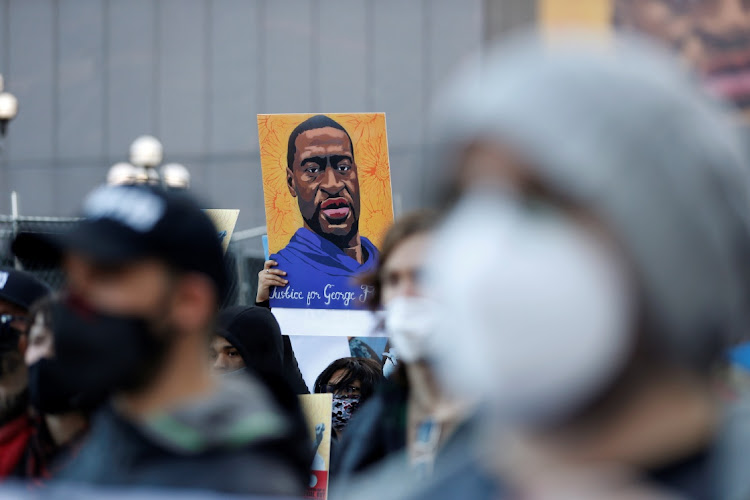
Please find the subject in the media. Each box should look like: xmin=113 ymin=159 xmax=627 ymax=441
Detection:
xmin=258 ymin=113 xmax=394 ymax=254
xmin=538 ymin=0 xmax=612 ymax=32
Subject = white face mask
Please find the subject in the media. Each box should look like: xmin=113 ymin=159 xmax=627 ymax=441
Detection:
xmin=425 ymin=191 xmax=633 ymax=425
xmin=384 ymin=296 xmax=437 ymax=364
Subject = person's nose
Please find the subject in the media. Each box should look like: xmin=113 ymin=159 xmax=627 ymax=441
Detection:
xmin=320 ymin=160 xmax=344 ymax=195
xmin=397 ymin=276 xmax=420 ymax=298
xmin=213 ymin=356 xmax=227 ymax=372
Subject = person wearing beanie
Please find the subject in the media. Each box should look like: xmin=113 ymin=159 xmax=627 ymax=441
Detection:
xmin=343 ymin=32 xmax=750 ymax=500
xmin=422 ymin=32 xmax=750 ymax=500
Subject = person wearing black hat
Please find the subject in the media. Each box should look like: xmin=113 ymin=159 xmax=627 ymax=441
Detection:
xmin=12 ymin=184 xmax=310 ymax=495
xmin=0 ymin=267 xmax=50 ymax=478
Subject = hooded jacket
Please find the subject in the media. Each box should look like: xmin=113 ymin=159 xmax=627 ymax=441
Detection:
xmin=217 ymin=305 xmax=308 ymax=394
xmin=270 ymin=227 xmax=379 ymax=309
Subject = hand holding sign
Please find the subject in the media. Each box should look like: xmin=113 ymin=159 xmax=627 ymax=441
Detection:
xmin=256 ymin=260 xmax=288 ymax=303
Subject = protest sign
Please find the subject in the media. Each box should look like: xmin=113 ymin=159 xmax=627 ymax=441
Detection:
xmin=288 ymin=335 xmax=390 ymax=392
xmin=204 ymin=209 xmax=240 ymax=254
xmin=539 ymin=0 xmax=750 ymax=119
xmin=299 ymin=393 xmax=333 ymax=500
xmin=258 ymin=113 xmax=394 ymax=312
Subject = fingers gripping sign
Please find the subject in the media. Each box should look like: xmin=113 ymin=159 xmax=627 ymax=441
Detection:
xmin=256 ymin=260 xmax=289 ymax=303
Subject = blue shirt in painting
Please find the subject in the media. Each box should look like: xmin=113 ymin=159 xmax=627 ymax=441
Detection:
xmin=269 ymin=227 xmax=379 ymax=309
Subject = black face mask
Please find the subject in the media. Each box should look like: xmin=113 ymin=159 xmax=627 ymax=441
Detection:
xmin=0 ymin=319 xmax=24 ymax=376
xmin=28 ymin=358 xmax=106 ymax=415
xmin=51 ymin=299 xmax=173 ymax=399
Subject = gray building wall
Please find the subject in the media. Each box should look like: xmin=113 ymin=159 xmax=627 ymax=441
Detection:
xmin=0 ymin=0 xmax=490 ymax=233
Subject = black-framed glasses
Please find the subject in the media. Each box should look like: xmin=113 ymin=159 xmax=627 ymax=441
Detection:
xmin=324 ymin=384 xmax=361 ymax=397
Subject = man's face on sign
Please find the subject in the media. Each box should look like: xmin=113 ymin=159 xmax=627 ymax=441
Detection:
xmin=616 ymin=0 xmax=750 ymax=110
xmin=287 ymin=127 xmax=361 ymax=245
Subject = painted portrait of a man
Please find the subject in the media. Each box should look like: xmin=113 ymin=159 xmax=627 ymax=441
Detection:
xmin=258 ymin=113 xmax=393 ymax=310
xmin=614 ymin=0 xmax=750 ymax=113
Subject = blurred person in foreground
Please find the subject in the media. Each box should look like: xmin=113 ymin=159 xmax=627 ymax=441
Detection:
xmin=398 ymin=32 xmax=750 ymax=500
xmin=22 ymin=295 xmax=93 ymax=480
xmin=330 ymin=212 xmax=476 ymax=483
xmin=313 ymin=357 xmax=384 ymax=438
xmin=12 ymin=184 xmax=310 ymax=495
xmin=0 ymin=268 xmax=50 ymax=478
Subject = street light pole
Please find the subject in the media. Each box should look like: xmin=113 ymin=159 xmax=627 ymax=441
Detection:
xmin=107 ymin=135 xmax=191 ymax=190
xmin=129 ymin=135 xmax=163 ymax=185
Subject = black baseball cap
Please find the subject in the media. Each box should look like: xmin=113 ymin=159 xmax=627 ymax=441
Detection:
xmin=12 ymin=185 xmax=229 ymax=302
xmin=0 ymin=267 xmax=51 ymax=311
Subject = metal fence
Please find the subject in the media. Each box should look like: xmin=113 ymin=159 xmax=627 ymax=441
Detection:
xmin=0 ymin=214 xmax=268 ymax=308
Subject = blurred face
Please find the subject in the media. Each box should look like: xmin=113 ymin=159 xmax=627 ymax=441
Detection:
xmin=427 ymin=141 xmax=634 ymax=426
xmin=63 ymin=254 xmax=174 ymax=320
xmin=287 ymin=127 xmax=360 ymax=244
xmin=25 ymin=313 xmax=53 ymax=367
xmin=325 ymin=368 xmax=362 ymax=397
xmin=209 ymin=336 xmax=245 ymax=374
xmin=380 ymin=233 xmax=432 ymax=306
xmin=616 ymin=0 xmax=750 ymax=110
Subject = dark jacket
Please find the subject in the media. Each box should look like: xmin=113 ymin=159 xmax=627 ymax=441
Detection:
xmin=331 ymin=376 xmax=408 ymax=478
xmin=56 ymin=377 xmax=310 ymax=495
xmin=16 ymin=414 xmax=86 ymax=481
xmin=330 ymin=382 xmax=499 ymax=500
xmin=254 ymin=300 xmax=310 ymax=394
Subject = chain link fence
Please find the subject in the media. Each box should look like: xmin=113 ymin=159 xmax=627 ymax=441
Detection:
xmin=0 ymin=214 xmax=268 ymax=308
xmin=0 ymin=215 xmax=79 ymax=290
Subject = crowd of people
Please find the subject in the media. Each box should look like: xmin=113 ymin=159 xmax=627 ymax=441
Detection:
xmin=2 ymin=30 xmax=750 ymax=499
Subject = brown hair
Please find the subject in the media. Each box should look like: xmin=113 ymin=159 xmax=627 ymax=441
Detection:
xmin=360 ymin=210 xmax=438 ymax=310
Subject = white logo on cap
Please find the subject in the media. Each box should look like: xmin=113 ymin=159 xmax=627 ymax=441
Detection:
xmin=83 ymin=186 xmax=166 ymax=232
xmin=0 ymin=272 xmax=8 ymax=290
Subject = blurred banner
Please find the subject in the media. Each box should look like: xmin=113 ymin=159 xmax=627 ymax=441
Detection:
xmin=539 ymin=0 xmax=750 ymax=118
xmin=299 ymin=394 xmax=333 ymax=500
xmin=205 ymin=209 xmax=240 ymax=254
xmin=258 ymin=113 xmax=394 ymax=313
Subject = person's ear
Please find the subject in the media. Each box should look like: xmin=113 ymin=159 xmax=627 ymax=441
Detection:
xmin=169 ymin=274 xmax=216 ymax=335
xmin=286 ymin=168 xmax=297 ymax=197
